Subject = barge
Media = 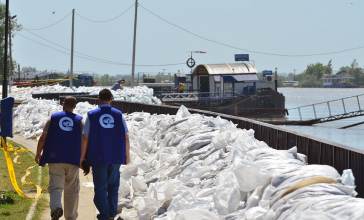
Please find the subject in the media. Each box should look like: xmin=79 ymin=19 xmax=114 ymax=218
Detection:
xmin=159 ymin=63 xmax=286 ymax=119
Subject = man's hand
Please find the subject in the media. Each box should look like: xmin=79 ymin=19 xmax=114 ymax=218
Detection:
xmin=35 ymin=154 xmax=41 ymax=165
xmin=81 ymin=160 xmax=90 ymax=176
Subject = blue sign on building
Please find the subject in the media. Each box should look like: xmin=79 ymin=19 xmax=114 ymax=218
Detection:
xmin=0 ymin=97 xmax=14 ymax=137
xmin=235 ymin=54 xmax=250 ymax=62
xmin=262 ymin=70 xmax=273 ymax=77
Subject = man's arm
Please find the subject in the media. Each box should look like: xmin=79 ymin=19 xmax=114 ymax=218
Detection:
xmin=121 ymin=115 xmax=131 ymax=164
xmin=35 ymin=120 xmax=50 ymax=164
xmin=80 ymin=135 xmax=88 ymax=164
xmin=125 ymin=133 xmax=131 ymax=164
xmin=80 ymin=116 xmax=90 ymax=165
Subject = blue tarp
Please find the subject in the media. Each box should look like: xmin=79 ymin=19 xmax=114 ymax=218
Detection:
xmin=0 ymin=97 xmax=14 ymax=137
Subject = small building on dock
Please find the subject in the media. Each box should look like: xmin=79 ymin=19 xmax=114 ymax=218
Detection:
xmin=322 ymin=74 xmax=355 ymax=88
xmin=192 ymin=63 xmax=259 ymax=95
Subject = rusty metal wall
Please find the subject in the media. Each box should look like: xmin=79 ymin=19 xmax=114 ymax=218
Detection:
xmin=68 ymin=97 xmax=364 ymax=197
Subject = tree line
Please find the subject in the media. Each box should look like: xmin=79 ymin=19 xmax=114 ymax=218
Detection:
xmin=280 ymin=60 xmax=364 ymax=87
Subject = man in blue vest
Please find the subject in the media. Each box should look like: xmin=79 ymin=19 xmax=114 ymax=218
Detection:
xmin=35 ymin=96 xmax=82 ymax=220
xmin=80 ymin=88 xmax=130 ymax=220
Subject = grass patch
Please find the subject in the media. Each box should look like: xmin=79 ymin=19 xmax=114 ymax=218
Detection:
xmin=0 ymin=140 xmax=49 ymax=220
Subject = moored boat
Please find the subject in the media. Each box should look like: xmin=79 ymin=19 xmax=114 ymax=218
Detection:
xmin=159 ymin=63 xmax=286 ymax=119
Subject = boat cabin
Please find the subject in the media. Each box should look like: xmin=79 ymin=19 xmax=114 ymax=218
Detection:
xmin=192 ymin=63 xmax=258 ymax=96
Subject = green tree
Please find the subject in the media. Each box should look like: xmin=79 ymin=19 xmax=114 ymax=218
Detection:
xmin=296 ymin=63 xmax=328 ymax=87
xmin=337 ymin=60 xmax=364 ymax=86
xmin=299 ymin=74 xmax=322 ymax=87
xmin=325 ymin=59 xmax=333 ymax=75
xmin=351 ymin=59 xmax=359 ymax=70
xmin=303 ymin=63 xmax=327 ymax=79
xmin=349 ymin=60 xmax=364 ymax=85
xmin=96 ymin=74 xmax=112 ymax=86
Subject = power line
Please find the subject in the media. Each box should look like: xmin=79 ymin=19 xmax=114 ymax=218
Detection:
xmin=18 ymin=31 xmax=185 ymax=67
xmin=75 ymin=4 xmax=134 ymax=23
xmin=17 ymin=33 xmax=136 ymax=66
xmin=22 ymin=12 xmax=71 ymax=31
xmin=17 ymin=32 xmax=132 ymax=65
xmin=23 ymin=30 xmax=111 ymax=62
xmin=18 ymin=33 xmax=71 ymax=55
xmin=140 ymin=4 xmax=364 ymax=57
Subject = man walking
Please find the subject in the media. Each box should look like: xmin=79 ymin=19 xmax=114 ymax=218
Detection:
xmin=81 ymin=89 xmax=130 ymax=220
xmin=35 ymin=96 xmax=82 ymax=220
xmin=111 ymin=79 xmax=125 ymax=91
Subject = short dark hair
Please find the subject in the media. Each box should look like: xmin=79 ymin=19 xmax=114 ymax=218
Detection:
xmin=99 ymin=89 xmax=113 ymax=101
xmin=63 ymin=96 xmax=77 ymax=109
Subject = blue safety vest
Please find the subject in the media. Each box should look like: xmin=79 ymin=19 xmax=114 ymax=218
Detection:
xmin=86 ymin=106 xmax=126 ymax=165
xmin=40 ymin=111 xmax=82 ymax=166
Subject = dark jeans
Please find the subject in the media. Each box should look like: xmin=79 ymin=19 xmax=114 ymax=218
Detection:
xmin=92 ymin=164 xmax=121 ymax=220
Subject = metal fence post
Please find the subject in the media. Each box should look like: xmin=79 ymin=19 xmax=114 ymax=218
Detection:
xmin=298 ymin=108 xmax=302 ymax=120
xmin=357 ymin=96 xmax=362 ymax=111
xmin=312 ymin=104 xmax=317 ymax=119
xmin=342 ymin=99 xmax=347 ymax=114
xmin=327 ymin=102 xmax=332 ymax=116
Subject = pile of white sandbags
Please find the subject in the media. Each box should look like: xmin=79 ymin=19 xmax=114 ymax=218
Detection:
xmin=13 ymin=98 xmax=62 ymax=138
xmin=12 ymin=85 xmax=160 ymax=139
xmin=118 ymin=106 xmax=364 ymax=220
xmin=12 ymin=97 xmax=364 ymax=219
xmin=7 ymin=85 xmax=83 ymax=100
xmin=5 ymin=84 xmax=161 ymax=105
xmin=13 ymin=98 xmax=95 ymax=139
xmin=110 ymin=86 xmax=161 ymax=105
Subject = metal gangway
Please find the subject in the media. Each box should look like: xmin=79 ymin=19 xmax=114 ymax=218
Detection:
xmin=160 ymin=92 xmax=199 ymax=102
xmin=160 ymin=92 xmax=237 ymax=103
xmin=288 ymin=93 xmax=364 ymax=127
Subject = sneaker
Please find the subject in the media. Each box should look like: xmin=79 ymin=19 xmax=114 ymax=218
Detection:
xmin=51 ymin=207 xmax=63 ymax=220
xmin=97 ymin=214 xmax=109 ymax=220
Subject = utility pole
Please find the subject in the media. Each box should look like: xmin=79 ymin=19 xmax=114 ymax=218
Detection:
xmin=2 ymin=0 xmax=9 ymax=99
xmin=69 ymin=9 xmax=75 ymax=88
xmin=8 ymin=14 xmax=13 ymax=93
xmin=274 ymin=67 xmax=278 ymax=92
xmin=131 ymin=0 xmax=139 ymax=86
xmin=17 ymin=64 xmax=20 ymax=81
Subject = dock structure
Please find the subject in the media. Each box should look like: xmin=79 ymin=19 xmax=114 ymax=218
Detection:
xmin=288 ymin=93 xmax=364 ymax=125
xmin=68 ymin=96 xmax=364 ymax=198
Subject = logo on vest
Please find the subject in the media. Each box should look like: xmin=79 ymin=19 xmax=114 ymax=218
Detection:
xmin=59 ymin=117 xmax=74 ymax=132
xmin=99 ymin=114 xmax=115 ymax=128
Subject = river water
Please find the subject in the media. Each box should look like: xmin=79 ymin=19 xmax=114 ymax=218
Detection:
xmin=278 ymin=88 xmax=364 ymax=150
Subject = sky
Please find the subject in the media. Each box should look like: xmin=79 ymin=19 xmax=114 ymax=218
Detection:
xmin=8 ymin=0 xmax=364 ymax=75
